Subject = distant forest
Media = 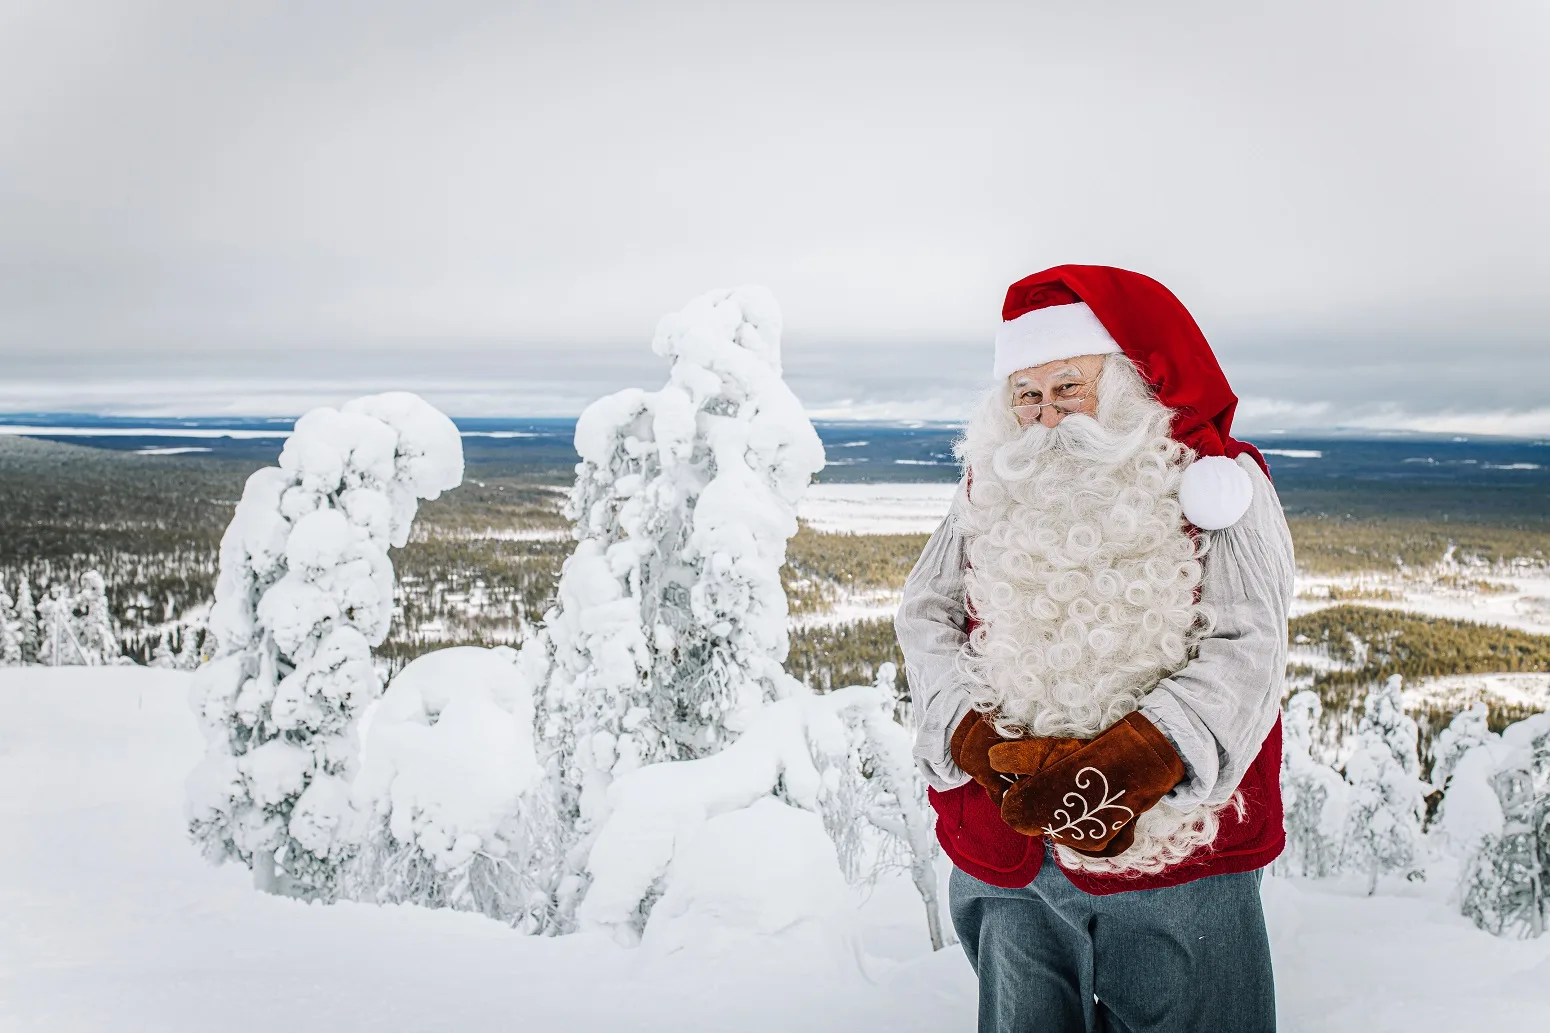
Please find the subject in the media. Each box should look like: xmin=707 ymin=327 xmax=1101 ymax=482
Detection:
xmin=3 ymin=433 xmax=1549 ymax=768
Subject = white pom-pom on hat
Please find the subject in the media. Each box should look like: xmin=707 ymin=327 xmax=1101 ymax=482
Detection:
xmin=1178 ymin=455 xmax=1253 ymax=530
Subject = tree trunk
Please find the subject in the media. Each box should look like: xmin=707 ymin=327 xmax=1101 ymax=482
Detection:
xmin=911 ymin=855 xmax=945 ymax=951
xmin=253 ymin=851 xmax=279 ymax=894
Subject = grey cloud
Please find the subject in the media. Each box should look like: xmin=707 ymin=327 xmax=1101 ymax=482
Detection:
xmin=1 ymin=1 xmax=1546 ymax=424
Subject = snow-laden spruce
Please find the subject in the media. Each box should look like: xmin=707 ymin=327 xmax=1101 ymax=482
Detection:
xmin=26 ymin=571 xmax=122 ymax=666
xmin=1277 ymin=690 xmax=1351 ymax=878
xmin=1341 ymin=675 xmax=1427 ymax=894
xmin=15 ymin=577 xmax=39 ymax=664
xmin=75 ymin=571 xmax=120 ymax=665
xmin=1457 ymin=712 xmax=1550 ymax=938
xmin=152 ymin=623 xmax=206 ymax=670
xmin=185 ymin=393 xmax=463 ymax=898
xmin=1431 ymin=701 xmax=1492 ymax=795
xmin=518 ymin=287 xmax=825 ymax=894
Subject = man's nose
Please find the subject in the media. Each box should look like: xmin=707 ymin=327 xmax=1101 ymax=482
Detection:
xmin=1039 ymin=406 xmax=1064 ymax=428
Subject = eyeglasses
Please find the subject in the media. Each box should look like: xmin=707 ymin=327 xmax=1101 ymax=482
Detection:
xmin=1011 ymin=392 xmax=1089 ymax=426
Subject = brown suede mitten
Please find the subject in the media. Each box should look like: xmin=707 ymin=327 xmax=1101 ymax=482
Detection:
xmin=952 ymin=713 xmax=1089 ymax=807
xmin=980 ymin=736 xmax=1087 ymax=780
xmin=989 ymin=711 xmax=1186 ymax=854
xmin=950 ymin=711 xmax=1017 ymax=805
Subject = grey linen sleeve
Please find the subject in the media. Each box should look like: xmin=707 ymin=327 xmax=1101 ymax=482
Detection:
xmin=1140 ymin=454 xmax=1296 ymax=808
xmin=896 ymin=479 xmax=976 ymax=792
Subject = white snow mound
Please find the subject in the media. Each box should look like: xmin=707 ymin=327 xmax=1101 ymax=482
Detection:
xmin=355 ymin=646 xmax=541 ymax=873
xmin=642 ymin=796 xmax=853 ymax=962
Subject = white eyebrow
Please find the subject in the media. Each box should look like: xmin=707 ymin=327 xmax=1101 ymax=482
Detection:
xmin=1013 ymin=366 xmax=1083 ymax=387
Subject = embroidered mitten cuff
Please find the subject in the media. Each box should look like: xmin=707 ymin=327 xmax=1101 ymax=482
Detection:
xmin=988 ymin=711 xmax=1186 ymax=853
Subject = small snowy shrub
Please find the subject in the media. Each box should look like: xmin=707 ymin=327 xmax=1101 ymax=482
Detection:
xmin=349 ymin=646 xmax=557 ymax=929
xmin=810 ymin=665 xmax=947 ymax=949
xmin=186 ymin=392 xmax=463 ymax=898
xmin=1278 ymin=690 xmax=1350 ymax=878
xmin=519 ymin=286 xmax=825 ymax=912
xmin=1341 ymin=675 xmax=1427 ymax=894
xmin=1459 ymin=713 xmax=1549 ymax=938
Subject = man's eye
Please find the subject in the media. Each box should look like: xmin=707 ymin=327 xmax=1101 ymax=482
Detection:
xmin=1056 ymin=384 xmax=1080 ymax=396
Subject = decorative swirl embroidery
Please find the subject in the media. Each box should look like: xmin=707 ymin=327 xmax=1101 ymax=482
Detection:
xmin=1042 ymin=766 xmax=1134 ymax=842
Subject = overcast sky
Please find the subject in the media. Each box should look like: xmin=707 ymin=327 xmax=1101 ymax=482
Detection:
xmin=2 ymin=1 xmax=1547 ymax=431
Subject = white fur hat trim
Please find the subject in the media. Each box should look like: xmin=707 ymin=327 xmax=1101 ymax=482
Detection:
xmin=993 ymin=301 xmax=1121 ymax=380
xmin=1179 ymin=455 xmax=1254 ymax=530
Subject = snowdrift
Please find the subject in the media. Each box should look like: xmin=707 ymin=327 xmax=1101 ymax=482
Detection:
xmin=5 ymin=666 xmax=1550 ymax=1032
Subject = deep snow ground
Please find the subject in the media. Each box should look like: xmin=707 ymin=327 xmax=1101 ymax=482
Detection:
xmin=3 ymin=668 xmax=1548 ymax=1033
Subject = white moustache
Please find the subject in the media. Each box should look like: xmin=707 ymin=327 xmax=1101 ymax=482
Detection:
xmin=990 ymin=412 xmax=1156 ymax=482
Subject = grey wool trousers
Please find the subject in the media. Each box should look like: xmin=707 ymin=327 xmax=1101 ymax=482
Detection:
xmin=948 ymin=849 xmax=1276 ymax=1033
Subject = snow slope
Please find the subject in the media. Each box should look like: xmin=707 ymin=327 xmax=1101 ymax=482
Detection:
xmin=3 ymin=667 xmax=1549 ymax=1033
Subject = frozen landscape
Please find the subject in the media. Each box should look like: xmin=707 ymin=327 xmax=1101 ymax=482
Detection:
xmin=3 ymin=666 xmax=1548 ymax=1033
xmin=5 ymin=6 xmax=1549 ymax=1030
xmin=3 ymin=299 xmax=1547 ymax=1030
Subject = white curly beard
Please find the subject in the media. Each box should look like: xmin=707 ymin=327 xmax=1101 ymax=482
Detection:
xmin=953 ymin=354 xmax=1229 ymax=875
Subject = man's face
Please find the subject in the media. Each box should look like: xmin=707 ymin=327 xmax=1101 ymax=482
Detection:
xmin=1008 ymin=353 xmax=1106 ymax=428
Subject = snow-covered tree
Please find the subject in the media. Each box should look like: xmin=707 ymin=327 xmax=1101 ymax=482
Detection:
xmin=1432 ymin=701 xmax=1492 ymax=793
xmin=1433 ymin=720 xmax=1508 ymax=857
xmin=185 ymin=392 xmax=463 ymax=899
xmin=36 ymin=584 xmax=88 ymax=666
xmin=15 ymin=577 xmax=39 ymax=664
xmin=150 ymin=637 xmax=177 ymax=669
xmin=816 ymin=664 xmax=949 ymax=950
xmin=1342 ymin=675 xmax=1427 ymax=893
xmin=1278 ymin=690 xmax=1350 ymax=878
xmin=75 ymin=571 xmax=121 ymax=665
xmin=520 ymin=287 xmax=825 ymax=907
xmin=1367 ymin=674 xmax=1423 ymax=783
xmin=175 ymin=624 xmax=206 ymax=669
xmin=0 ymin=585 xmax=22 ymax=666
xmin=1459 ymin=714 xmax=1549 ymax=938
xmin=29 ymin=574 xmax=119 ymax=667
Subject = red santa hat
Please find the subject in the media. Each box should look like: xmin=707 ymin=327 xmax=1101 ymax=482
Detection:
xmin=994 ymin=265 xmax=1268 ymax=531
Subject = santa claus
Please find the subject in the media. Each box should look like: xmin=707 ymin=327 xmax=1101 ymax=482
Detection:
xmin=898 ymin=265 xmax=1294 ymax=1032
